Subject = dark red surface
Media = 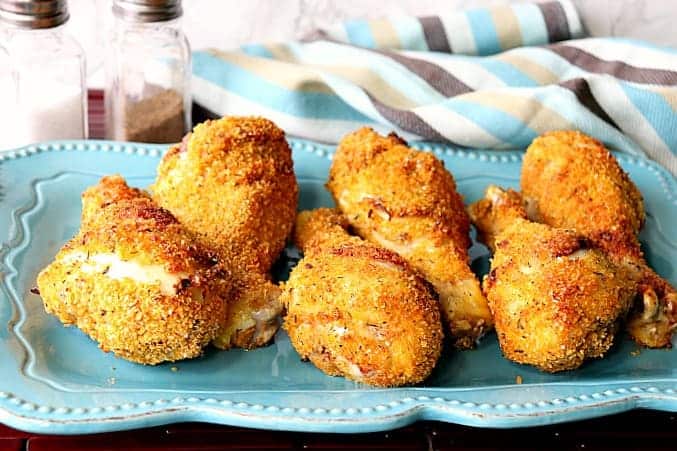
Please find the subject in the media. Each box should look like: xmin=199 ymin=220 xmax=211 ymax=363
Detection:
xmin=3 ymin=90 xmax=674 ymax=450
xmin=2 ymin=411 xmax=676 ymax=450
xmin=88 ymin=90 xmax=106 ymax=140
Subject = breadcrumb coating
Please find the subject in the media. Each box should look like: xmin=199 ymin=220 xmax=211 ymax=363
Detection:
xmin=36 ymin=175 xmax=230 ymax=365
xmin=153 ymin=116 xmax=297 ymax=272
xmin=294 ymin=206 xmax=351 ymax=252
xmin=522 ymin=131 xmax=644 ymax=259
xmin=152 ymin=116 xmax=298 ymax=349
xmin=469 ymin=186 xmax=636 ymax=372
xmin=281 ymin=208 xmax=443 ymax=387
xmin=521 ymin=131 xmax=676 ymax=348
xmin=327 ymin=127 xmax=492 ymax=349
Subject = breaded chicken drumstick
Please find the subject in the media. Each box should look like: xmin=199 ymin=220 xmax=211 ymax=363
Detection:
xmin=152 ymin=116 xmax=298 ymax=350
xmin=327 ymin=128 xmax=492 ymax=349
xmin=468 ymin=186 xmax=636 ymax=372
xmin=36 ymin=176 xmax=230 ymax=364
xmin=521 ymin=131 xmax=676 ymax=348
xmin=281 ymin=208 xmax=443 ymax=387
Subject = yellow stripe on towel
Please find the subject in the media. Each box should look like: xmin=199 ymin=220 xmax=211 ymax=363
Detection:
xmin=209 ymin=49 xmax=334 ymax=94
xmin=460 ymin=90 xmax=572 ymax=132
xmin=491 ymin=5 xmax=522 ymax=51
xmin=495 ymin=53 xmax=559 ymax=84
xmin=370 ymin=18 xmax=402 ymax=49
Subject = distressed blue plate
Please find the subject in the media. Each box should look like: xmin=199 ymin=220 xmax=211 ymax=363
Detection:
xmin=0 ymin=139 xmax=675 ymax=435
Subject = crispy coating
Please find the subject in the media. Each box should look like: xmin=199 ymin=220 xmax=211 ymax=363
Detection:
xmin=36 ymin=176 xmax=230 ymax=365
xmin=153 ymin=116 xmax=298 ymax=271
xmin=466 ymin=186 xmax=528 ymax=254
xmin=521 ymin=131 xmax=676 ymax=348
xmin=294 ymin=205 xmax=351 ymax=251
xmin=327 ymin=127 xmax=492 ymax=349
xmin=152 ymin=116 xmax=298 ymax=349
xmin=468 ymin=186 xmax=636 ymax=372
xmin=281 ymin=208 xmax=443 ymax=387
xmin=521 ymin=131 xmax=644 ymax=259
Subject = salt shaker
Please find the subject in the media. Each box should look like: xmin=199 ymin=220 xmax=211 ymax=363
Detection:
xmin=105 ymin=0 xmax=190 ymax=144
xmin=0 ymin=0 xmax=87 ymax=150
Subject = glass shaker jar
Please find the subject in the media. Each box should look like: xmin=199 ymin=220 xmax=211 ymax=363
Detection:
xmin=105 ymin=0 xmax=190 ymax=143
xmin=0 ymin=0 xmax=87 ymax=150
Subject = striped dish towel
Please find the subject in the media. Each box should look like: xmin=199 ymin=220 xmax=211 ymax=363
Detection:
xmin=191 ymin=0 xmax=677 ymax=174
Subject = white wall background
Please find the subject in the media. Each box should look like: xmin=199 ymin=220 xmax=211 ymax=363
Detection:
xmin=67 ymin=0 xmax=677 ymax=87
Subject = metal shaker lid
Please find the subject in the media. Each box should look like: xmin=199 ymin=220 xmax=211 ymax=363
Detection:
xmin=113 ymin=0 xmax=183 ymax=23
xmin=0 ymin=0 xmax=69 ymax=29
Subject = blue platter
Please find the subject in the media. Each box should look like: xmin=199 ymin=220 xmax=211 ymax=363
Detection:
xmin=0 ymin=139 xmax=675 ymax=435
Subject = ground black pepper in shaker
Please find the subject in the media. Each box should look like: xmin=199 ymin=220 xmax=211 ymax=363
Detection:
xmin=105 ymin=0 xmax=190 ymax=143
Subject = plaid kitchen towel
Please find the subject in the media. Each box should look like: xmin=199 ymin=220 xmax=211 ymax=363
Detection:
xmin=191 ymin=0 xmax=677 ymax=174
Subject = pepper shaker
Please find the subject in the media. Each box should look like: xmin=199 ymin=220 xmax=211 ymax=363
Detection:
xmin=0 ymin=0 xmax=87 ymax=150
xmin=105 ymin=0 xmax=190 ymax=144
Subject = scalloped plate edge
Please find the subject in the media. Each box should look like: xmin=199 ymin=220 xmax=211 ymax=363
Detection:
xmin=1 ymin=383 xmax=677 ymax=434
xmin=0 ymin=140 xmax=675 ymax=434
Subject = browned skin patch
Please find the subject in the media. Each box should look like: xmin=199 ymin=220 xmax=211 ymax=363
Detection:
xmin=467 ymin=187 xmax=528 ymax=254
xmin=36 ymin=175 xmax=230 ymax=365
xmin=327 ymin=127 xmax=492 ymax=349
xmin=152 ymin=116 xmax=298 ymax=349
xmin=521 ymin=130 xmax=676 ymax=348
xmin=468 ymin=185 xmax=637 ymax=372
xmin=281 ymin=208 xmax=443 ymax=387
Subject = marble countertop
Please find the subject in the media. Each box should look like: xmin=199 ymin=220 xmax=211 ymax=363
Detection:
xmin=66 ymin=0 xmax=675 ymax=87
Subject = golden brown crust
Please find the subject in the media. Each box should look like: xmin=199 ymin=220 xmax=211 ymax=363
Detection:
xmin=36 ymin=175 xmax=230 ymax=365
xmin=79 ymin=175 xmax=220 ymax=274
xmin=294 ymin=208 xmax=351 ymax=253
xmin=521 ymin=130 xmax=676 ymax=348
xmin=152 ymin=116 xmax=298 ymax=273
xmin=80 ymin=174 xmax=152 ymax=229
xmin=467 ymin=185 xmax=528 ymax=253
xmin=522 ymin=130 xmax=644 ymax=260
xmin=469 ymin=186 xmax=636 ymax=372
xmin=329 ymin=128 xmax=471 ymax=249
xmin=327 ymin=127 xmax=491 ymax=348
xmin=152 ymin=116 xmax=298 ymax=349
xmin=281 ymin=209 xmax=443 ymax=387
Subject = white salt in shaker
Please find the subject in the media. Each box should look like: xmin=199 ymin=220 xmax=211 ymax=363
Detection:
xmin=105 ymin=0 xmax=190 ymax=144
xmin=0 ymin=0 xmax=87 ymax=150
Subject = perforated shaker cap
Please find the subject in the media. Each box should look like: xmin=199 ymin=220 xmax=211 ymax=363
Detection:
xmin=113 ymin=0 xmax=182 ymax=23
xmin=0 ymin=0 xmax=69 ymax=29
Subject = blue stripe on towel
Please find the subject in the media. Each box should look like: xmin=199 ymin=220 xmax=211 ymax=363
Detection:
xmin=391 ymin=15 xmax=429 ymax=51
xmin=344 ymin=19 xmax=376 ymax=48
xmin=465 ymin=9 xmax=501 ymax=56
xmin=193 ymin=51 xmax=372 ymax=122
xmin=511 ymin=3 xmax=549 ymax=47
xmin=480 ymin=59 xmax=539 ymax=86
xmin=240 ymin=44 xmax=274 ymax=58
xmin=621 ymin=81 xmax=676 ymax=150
xmin=531 ymin=85 xmax=644 ymax=155
xmin=442 ymin=98 xmax=539 ymax=146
